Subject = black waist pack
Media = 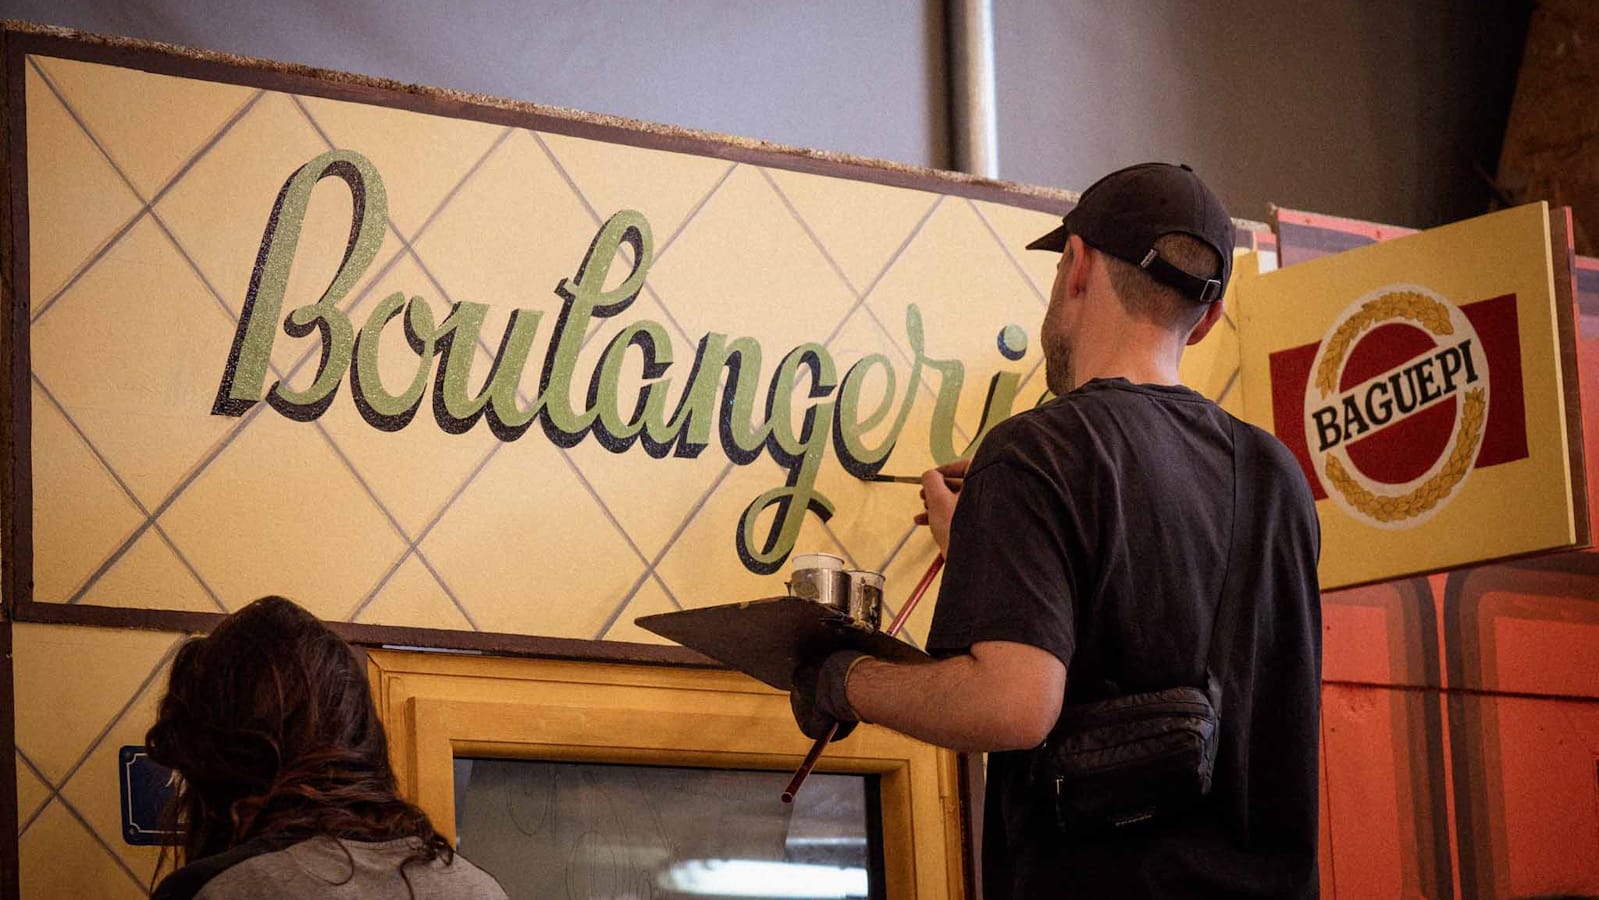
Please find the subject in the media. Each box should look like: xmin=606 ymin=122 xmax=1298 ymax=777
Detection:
xmin=1044 ymin=418 xmax=1251 ymax=834
xmin=1043 ymin=685 xmax=1220 ymax=833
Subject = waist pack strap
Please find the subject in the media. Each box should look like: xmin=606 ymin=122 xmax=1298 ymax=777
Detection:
xmin=1205 ymin=417 xmax=1256 ymax=717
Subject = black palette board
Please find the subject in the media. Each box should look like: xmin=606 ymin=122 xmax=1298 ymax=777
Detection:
xmin=636 ymin=596 xmax=931 ymax=691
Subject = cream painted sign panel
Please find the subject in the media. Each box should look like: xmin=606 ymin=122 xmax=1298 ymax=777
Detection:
xmin=1238 ymin=203 xmax=1581 ymax=590
xmin=17 ymin=33 xmax=1134 ymax=647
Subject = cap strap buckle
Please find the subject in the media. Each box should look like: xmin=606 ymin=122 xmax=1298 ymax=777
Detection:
xmin=1137 ymin=248 xmax=1224 ymax=304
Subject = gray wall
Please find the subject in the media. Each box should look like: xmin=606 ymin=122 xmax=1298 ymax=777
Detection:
xmin=3 ymin=0 xmax=1526 ymax=228
xmin=0 ymin=0 xmax=949 ymax=168
xmin=995 ymin=0 xmax=1528 ymax=228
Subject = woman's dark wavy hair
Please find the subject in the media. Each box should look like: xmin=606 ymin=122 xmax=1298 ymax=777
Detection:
xmin=145 ymin=596 xmax=451 ymax=891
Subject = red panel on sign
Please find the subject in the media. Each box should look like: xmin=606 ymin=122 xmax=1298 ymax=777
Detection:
xmin=1463 ymin=294 xmax=1528 ymax=467
xmin=1268 ymin=342 xmax=1327 ymax=499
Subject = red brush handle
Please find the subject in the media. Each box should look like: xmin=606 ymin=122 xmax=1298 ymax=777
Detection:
xmin=782 ymin=554 xmax=945 ymax=803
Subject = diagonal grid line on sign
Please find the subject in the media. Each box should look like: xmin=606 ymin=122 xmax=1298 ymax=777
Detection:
xmin=31 ymin=376 xmax=227 ymax=611
xmin=594 ymin=169 xmax=949 ymax=632
xmin=1214 ymin=367 xmax=1242 ymax=408
xmin=294 ymin=104 xmax=685 ymax=630
xmin=344 ymin=440 xmax=508 ymax=624
xmin=28 ymin=56 xmax=264 ymax=325
xmin=530 ymin=129 xmax=733 ymax=354
xmin=969 ymin=198 xmax=1051 ymax=308
xmin=41 ymin=768 xmax=153 ymax=893
xmin=590 ymin=458 xmax=738 ymax=639
xmin=531 ymin=130 xmax=762 ymax=617
xmin=387 ymin=235 xmax=674 ymax=622
xmin=762 ymin=176 xmax=955 ymax=558
xmin=17 ymin=746 xmax=153 ymax=893
xmin=16 ymin=636 xmax=185 ymax=838
xmin=291 ymin=98 xmax=540 ymax=628
xmin=310 ymin=420 xmax=481 ymax=631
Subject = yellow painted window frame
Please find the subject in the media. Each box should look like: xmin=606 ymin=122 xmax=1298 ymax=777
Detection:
xmin=367 ymin=648 xmax=970 ymax=899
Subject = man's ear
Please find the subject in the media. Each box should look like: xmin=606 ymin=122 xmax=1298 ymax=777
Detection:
xmin=1065 ymin=234 xmax=1091 ymax=298
xmin=1185 ymin=296 xmax=1227 ymax=346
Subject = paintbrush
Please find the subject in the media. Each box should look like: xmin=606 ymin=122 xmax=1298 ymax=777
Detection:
xmin=861 ymin=473 xmax=964 ymax=486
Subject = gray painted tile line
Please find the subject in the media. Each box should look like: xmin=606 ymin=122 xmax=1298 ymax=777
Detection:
xmin=760 ymin=167 xmax=864 ymax=297
xmin=145 ymin=207 xmax=255 ymax=329
xmin=54 ymin=788 xmax=150 ymax=892
xmin=16 ymin=639 xmax=184 ymax=842
xmin=145 ymin=90 xmax=267 ymax=209
xmin=655 ymin=161 xmax=738 ymax=262
xmin=409 ymin=127 xmax=516 ymax=240
xmin=1215 ymin=368 xmax=1242 ymax=408
xmin=64 ymin=402 xmax=270 ymax=606
xmin=874 ymin=522 xmax=920 ymax=577
xmin=29 ymin=208 xmax=150 ymax=325
xmin=151 ymin=522 xmax=230 ymax=613
xmin=30 ymin=373 xmax=220 ymax=608
xmin=342 ymin=545 xmax=420 ymax=625
xmin=530 ymin=130 xmax=606 ymax=227
xmin=13 ymin=749 xmax=51 ymax=837
xmin=593 ymin=566 xmax=658 ymax=641
xmin=554 ymin=442 xmax=670 ymax=601
xmin=28 ymin=61 xmax=260 ymax=325
xmin=345 ymin=441 xmax=507 ymax=625
xmin=968 ymin=197 xmax=1050 ymax=308
xmin=410 ymin=551 xmax=482 ymax=632
xmin=311 ymin=411 xmax=495 ymax=633
xmin=592 ymin=458 xmax=736 ymax=636
xmin=311 ymin=420 xmax=418 ymax=546
xmin=819 ymin=195 xmax=942 ymax=350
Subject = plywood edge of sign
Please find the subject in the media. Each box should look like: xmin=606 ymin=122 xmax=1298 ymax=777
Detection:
xmin=1549 ymin=207 xmax=1591 ymax=547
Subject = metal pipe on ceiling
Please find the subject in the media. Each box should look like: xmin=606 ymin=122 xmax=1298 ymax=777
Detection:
xmin=948 ymin=0 xmax=999 ymax=178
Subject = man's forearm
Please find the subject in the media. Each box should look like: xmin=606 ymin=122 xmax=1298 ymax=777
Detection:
xmin=844 ymin=647 xmax=1062 ymax=752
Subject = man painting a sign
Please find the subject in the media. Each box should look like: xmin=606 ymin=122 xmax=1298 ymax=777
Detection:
xmin=789 ymin=163 xmax=1324 ymax=898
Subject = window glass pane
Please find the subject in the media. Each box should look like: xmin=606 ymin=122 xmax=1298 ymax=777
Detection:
xmin=454 ymin=758 xmax=881 ymax=899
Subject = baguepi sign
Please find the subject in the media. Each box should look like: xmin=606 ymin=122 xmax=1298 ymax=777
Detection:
xmin=7 ymin=27 xmax=1108 ymax=645
xmin=1239 ymin=202 xmax=1585 ymax=589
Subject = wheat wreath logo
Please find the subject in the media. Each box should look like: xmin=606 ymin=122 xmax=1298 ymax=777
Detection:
xmin=1303 ymin=285 xmax=1491 ymax=529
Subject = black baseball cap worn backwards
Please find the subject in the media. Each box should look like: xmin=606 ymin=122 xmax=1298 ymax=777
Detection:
xmin=1027 ymin=162 xmax=1235 ymax=303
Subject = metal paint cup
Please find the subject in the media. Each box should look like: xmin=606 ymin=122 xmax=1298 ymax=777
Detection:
xmin=845 ymin=570 xmax=885 ymax=630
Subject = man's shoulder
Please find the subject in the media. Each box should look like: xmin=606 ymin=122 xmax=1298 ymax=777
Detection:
xmin=976 ymin=392 xmax=1113 ymax=453
xmin=1235 ymin=418 xmax=1317 ymax=504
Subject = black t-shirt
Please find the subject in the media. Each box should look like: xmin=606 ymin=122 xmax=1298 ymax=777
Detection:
xmin=926 ymin=378 xmax=1322 ymax=899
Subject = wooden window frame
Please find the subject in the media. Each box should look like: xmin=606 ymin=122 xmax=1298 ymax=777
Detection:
xmin=367 ymin=648 xmax=972 ymax=899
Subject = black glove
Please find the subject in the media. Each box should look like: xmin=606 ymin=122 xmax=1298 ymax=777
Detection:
xmin=790 ymin=650 xmax=867 ymax=742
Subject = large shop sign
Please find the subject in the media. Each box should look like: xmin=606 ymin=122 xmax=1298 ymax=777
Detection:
xmin=7 ymin=25 xmax=1081 ymax=645
xmin=1239 ymin=202 xmax=1588 ymax=590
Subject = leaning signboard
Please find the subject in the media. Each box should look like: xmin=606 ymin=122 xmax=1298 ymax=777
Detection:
xmin=6 ymin=25 xmax=1259 ymax=650
xmin=1238 ymin=202 xmax=1587 ymax=590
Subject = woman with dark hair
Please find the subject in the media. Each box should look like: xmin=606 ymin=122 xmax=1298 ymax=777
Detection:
xmin=145 ymin=596 xmax=506 ymax=899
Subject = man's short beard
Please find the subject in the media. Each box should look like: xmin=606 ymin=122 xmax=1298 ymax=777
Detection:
xmin=1043 ymin=334 xmax=1073 ymax=396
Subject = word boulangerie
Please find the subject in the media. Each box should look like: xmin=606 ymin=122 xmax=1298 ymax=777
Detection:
xmin=213 ymin=151 xmax=1036 ymax=575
